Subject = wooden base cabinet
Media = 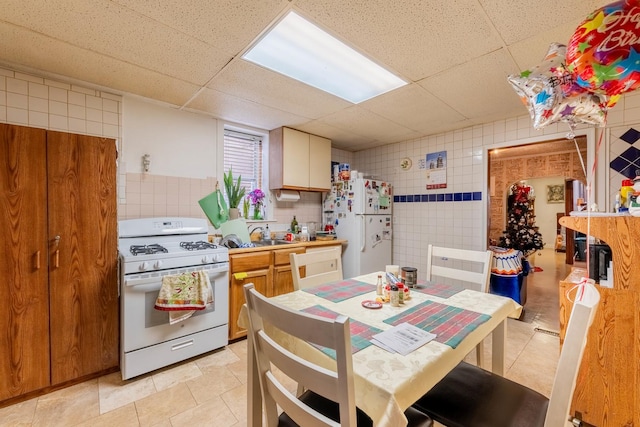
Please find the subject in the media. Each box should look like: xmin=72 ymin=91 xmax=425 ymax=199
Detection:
xmin=0 ymin=124 xmax=118 ymax=403
xmin=272 ymin=247 xmax=305 ymax=296
xmin=558 ymin=216 xmax=640 ymax=427
xmin=228 ymin=251 xmax=272 ymax=341
xmin=228 ymin=247 xmax=305 ymax=340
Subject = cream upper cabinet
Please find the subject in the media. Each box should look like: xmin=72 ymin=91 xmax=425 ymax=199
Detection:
xmin=309 ymin=133 xmax=331 ymax=190
xmin=270 ymin=127 xmax=331 ymax=191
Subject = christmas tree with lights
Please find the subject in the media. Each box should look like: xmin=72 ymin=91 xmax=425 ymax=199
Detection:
xmin=498 ymin=182 xmax=544 ymax=257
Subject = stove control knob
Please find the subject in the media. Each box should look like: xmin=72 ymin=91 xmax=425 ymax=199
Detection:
xmin=154 ymin=260 xmax=163 ymax=269
xmin=139 ymin=262 xmax=149 ymax=271
xmin=212 ymin=254 xmax=221 ymax=262
xmin=201 ymin=255 xmax=211 ymax=264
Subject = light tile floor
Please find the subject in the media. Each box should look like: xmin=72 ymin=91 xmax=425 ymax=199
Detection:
xmin=0 ymin=249 xmax=572 ymax=426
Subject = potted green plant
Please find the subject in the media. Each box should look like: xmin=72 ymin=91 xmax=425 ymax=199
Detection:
xmin=223 ymin=168 xmax=246 ymax=219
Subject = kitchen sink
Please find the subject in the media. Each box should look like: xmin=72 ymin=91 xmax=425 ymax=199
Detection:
xmin=251 ymin=239 xmax=295 ymax=247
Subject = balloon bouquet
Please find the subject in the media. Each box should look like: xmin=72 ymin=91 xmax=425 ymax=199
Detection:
xmin=509 ymin=0 xmax=640 ymax=133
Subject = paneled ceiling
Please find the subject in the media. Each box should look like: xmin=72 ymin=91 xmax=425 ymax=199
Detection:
xmin=0 ymin=0 xmax=610 ymax=151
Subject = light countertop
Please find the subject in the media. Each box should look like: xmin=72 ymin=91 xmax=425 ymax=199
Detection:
xmin=228 ymin=239 xmax=347 ymax=254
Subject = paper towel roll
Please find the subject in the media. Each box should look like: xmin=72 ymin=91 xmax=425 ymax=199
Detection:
xmin=276 ymin=190 xmax=300 ymax=202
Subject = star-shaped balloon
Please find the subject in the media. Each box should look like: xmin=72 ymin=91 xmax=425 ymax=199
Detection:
xmin=508 ymin=42 xmax=608 ymax=129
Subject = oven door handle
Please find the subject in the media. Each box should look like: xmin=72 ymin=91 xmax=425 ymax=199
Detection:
xmin=123 ymin=267 xmax=229 ymax=288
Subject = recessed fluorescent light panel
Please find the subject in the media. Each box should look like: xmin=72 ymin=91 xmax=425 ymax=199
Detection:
xmin=242 ymin=11 xmax=407 ymax=104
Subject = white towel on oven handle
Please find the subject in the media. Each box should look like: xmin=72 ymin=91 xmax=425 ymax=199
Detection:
xmin=152 ymin=270 xmax=214 ymax=325
xmin=169 ymin=275 xmax=214 ymax=324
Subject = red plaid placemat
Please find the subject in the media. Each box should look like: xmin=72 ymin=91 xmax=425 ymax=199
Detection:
xmin=302 ymin=279 xmax=376 ymax=303
xmin=411 ymin=280 xmax=463 ymax=298
xmin=301 ymin=305 xmax=382 ymax=359
xmin=383 ymin=300 xmax=490 ymax=348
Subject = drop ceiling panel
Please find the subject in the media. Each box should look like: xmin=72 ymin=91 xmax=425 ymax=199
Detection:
xmin=295 ymin=121 xmax=376 ymax=150
xmin=111 ymin=0 xmax=289 ymax=57
xmin=294 ymin=0 xmax=504 ymax=81
xmin=204 ymin=60 xmax=350 ymax=119
xmin=318 ymin=105 xmax=422 ymax=145
xmin=478 ymin=0 xmax=610 ymax=45
xmin=419 ymin=49 xmax=523 ymax=122
xmin=186 ymin=88 xmax=310 ymax=130
xmin=1 ymin=0 xmax=231 ymax=85
xmin=361 ymin=83 xmax=467 ymax=134
xmin=0 ymin=22 xmax=200 ymax=106
xmin=507 ymin=21 xmax=584 ymax=70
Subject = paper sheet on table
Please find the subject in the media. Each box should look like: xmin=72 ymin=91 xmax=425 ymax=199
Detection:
xmin=371 ymin=322 xmax=436 ymax=356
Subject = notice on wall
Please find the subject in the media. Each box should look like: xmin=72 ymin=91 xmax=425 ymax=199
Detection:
xmin=425 ymin=151 xmax=447 ymax=189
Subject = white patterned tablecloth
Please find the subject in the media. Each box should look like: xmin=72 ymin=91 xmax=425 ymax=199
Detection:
xmin=240 ymin=271 xmax=522 ymax=426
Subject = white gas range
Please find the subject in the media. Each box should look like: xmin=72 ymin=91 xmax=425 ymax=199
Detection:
xmin=118 ymin=217 xmax=229 ymax=380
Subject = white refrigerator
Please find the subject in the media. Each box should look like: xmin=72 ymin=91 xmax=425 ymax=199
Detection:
xmin=324 ymin=177 xmax=392 ymax=278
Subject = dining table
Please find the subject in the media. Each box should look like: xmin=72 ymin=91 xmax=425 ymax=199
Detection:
xmin=238 ymin=271 xmax=522 ymax=427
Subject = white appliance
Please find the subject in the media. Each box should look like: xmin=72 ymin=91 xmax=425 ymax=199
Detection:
xmin=118 ymin=217 xmax=229 ymax=380
xmin=324 ymin=177 xmax=392 ymax=278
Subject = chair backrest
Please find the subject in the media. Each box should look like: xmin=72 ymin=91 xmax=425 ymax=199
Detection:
xmin=243 ymin=283 xmax=356 ymax=427
xmin=544 ymin=282 xmax=600 ymax=427
xmin=426 ymin=244 xmax=493 ymax=293
xmin=290 ymin=247 xmax=343 ymax=290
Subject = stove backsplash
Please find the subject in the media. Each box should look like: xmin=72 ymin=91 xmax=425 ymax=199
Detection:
xmin=118 ymin=172 xmax=322 ymax=231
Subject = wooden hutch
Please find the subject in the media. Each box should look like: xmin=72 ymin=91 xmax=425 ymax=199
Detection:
xmin=558 ymin=215 xmax=639 ymax=427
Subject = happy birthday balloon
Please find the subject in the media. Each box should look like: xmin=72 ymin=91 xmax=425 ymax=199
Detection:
xmin=566 ymin=0 xmax=640 ymax=102
xmin=509 ymin=43 xmax=608 ymax=129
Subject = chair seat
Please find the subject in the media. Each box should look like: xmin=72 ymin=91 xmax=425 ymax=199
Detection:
xmin=280 ymin=390 xmax=433 ymax=427
xmin=412 ymin=362 xmax=549 ymax=427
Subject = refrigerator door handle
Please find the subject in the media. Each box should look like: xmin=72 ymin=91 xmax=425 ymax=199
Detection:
xmin=359 ymin=215 xmax=366 ymax=252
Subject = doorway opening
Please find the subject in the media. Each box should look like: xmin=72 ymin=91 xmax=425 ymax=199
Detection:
xmin=486 ymin=136 xmax=588 ymax=327
xmin=487 ymin=136 xmax=587 ymax=257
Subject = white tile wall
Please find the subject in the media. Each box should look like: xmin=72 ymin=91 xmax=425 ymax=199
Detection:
xmin=0 ymin=66 xmax=121 ymax=140
xmin=353 ymin=93 xmax=640 ymax=279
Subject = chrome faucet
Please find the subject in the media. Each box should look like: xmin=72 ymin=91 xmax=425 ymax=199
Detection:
xmin=248 ymin=226 xmax=264 ymax=240
xmin=249 ymin=224 xmax=270 ymax=241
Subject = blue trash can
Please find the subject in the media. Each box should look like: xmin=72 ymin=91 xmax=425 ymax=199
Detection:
xmin=489 ymin=247 xmax=526 ymax=306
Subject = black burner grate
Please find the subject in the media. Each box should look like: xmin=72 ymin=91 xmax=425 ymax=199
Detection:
xmin=129 ymin=244 xmax=168 ymax=255
xmin=180 ymin=241 xmax=218 ymax=251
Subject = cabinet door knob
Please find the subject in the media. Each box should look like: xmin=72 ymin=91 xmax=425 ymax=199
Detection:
xmin=35 ymin=251 xmax=41 ymax=269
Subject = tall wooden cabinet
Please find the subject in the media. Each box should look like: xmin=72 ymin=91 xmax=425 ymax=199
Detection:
xmin=0 ymin=124 xmax=118 ymax=403
xmin=558 ymin=215 xmax=640 ymax=427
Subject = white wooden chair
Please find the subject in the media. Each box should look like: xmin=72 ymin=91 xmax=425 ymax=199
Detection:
xmin=243 ymin=283 xmax=432 ymax=427
xmin=426 ymin=244 xmax=493 ymax=367
xmin=290 ymin=247 xmax=343 ymax=291
xmin=412 ymin=282 xmax=600 ymax=427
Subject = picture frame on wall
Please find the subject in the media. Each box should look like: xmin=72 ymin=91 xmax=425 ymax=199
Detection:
xmin=547 ymin=184 xmax=564 ymax=203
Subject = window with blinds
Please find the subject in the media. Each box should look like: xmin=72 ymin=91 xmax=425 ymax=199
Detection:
xmin=223 ymin=129 xmax=264 ymax=195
